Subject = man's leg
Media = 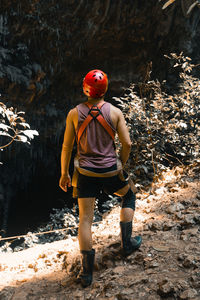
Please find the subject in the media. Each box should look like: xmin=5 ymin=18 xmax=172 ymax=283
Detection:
xmin=78 ymin=197 xmax=95 ymax=251
xmin=115 ymin=184 xmax=142 ymax=256
xmin=114 ymin=184 xmax=134 ymax=222
xmin=77 ymin=197 xmax=95 ymax=288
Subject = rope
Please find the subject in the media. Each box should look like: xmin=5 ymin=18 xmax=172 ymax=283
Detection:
xmin=0 ymin=221 xmax=101 ymax=242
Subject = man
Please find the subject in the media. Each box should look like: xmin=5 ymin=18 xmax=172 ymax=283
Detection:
xmin=59 ymin=70 xmax=142 ymax=288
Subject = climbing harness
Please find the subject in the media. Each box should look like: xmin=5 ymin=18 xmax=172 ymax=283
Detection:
xmin=77 ymin=101 xmax=115 ymax=144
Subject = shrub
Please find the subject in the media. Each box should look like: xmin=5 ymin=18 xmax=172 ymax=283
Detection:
xmin=0 ymin=99 xmax=38 ymax=159
xmin=114 ymin=53 xmax=200 ymax=187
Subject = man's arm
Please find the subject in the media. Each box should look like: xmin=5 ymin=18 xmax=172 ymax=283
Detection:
xmin=59 ymin=108 xmax=76 ymax=192
xmin=116 ymin=109 xmax=132 ymax=167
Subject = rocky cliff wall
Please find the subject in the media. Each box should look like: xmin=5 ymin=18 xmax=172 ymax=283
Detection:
xmin=0 ymin=0 xmax=200 ymax=235
xmin=1 ymin=1 xmax=200 ymax=105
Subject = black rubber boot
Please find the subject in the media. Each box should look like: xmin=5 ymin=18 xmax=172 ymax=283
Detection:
xmin=120 ymin=221 xmax=142 ymax=256
xmin=77 ymin=249 xmax=95 ymax=288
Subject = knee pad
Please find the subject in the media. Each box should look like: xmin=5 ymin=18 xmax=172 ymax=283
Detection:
xmin=121 ymin=188 xmax=136 ymax=210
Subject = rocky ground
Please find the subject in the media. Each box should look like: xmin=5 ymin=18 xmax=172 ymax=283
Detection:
xmin=0 ymin=163 xmax=200 ymax=300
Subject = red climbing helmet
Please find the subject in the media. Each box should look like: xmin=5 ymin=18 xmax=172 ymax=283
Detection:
xmin=83 ymin=69 xmax=108 ymax=98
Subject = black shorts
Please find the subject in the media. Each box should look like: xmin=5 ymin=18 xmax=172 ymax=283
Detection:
xmin=77 ymin=173 xmax=128 ymax=198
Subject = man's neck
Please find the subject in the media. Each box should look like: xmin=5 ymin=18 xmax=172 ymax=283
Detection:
xmin=87 ymin=97 xmax=104 ymax=105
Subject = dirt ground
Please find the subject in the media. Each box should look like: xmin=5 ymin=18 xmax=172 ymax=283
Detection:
xmin=0 ymin=164 xmax=200 ymax=300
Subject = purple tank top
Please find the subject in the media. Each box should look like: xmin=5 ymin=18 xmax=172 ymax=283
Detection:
xmin=76 ymin=101 xmax=117 ymax=168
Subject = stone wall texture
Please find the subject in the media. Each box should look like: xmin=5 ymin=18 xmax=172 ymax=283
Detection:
xmin=0 ymin=0 xmax=200 ymax=234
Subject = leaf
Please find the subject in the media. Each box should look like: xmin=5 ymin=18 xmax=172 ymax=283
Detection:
xmin=23 ymin=130 xmax=39 ymax=139
xmin=182 ymin=62 xmax=187 ymax=69
xmin=142 ymin=165 xmax=148 ymax=174
xmin=0 ymin=107 xmax=4 ymax=115
xmin=173 ymin=63 xmax=179 ymax=68
xmin=18 ymin=122 xmax=31 ymax=129
xmin=0 ymin=131 xmax=12 ymax=137
xmin=187 ymin=1 xmax=199 ymax=15
xmin=112 ymin=97 xmax=124 ymax=104
xmin=17 ymin=135 xmax=28 ymax=143
xmin=0 ymin=124 xmax=11 ymax=131
xmin=153 ymin=246 xmax=170 ymax=252
xmin=162 ymin=0 xmax=176 ymax=10
xmin=178 ymin=122 xmax=187 ymax=128
xmin=17 ymin=111 xmax=25 ymax=115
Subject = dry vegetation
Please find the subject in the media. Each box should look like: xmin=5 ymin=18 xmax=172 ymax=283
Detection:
xmin=114 ymin=53 xmax=200 ymax=188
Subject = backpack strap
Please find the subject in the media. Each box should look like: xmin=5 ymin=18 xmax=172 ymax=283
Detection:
xmin=77 ymin=101 xmax=115 ymax=144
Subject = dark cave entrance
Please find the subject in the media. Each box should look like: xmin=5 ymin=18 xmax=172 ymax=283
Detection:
xmin=6 ymin=166 xmax=75 ymax=237
xmin=1 ymin=137 xmax=76 ymax=238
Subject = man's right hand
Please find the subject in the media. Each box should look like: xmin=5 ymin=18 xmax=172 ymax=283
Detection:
xmin=59 ymin=174 xmax=72 ymax=192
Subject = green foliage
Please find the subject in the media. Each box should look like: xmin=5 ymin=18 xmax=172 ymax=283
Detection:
xmin=114 ymin=53 xmax=200 ymax=186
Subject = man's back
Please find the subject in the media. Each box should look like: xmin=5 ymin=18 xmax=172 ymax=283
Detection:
xmin=76 ymin=101 xmax=117 ymax=168
xmin=70 ymin=102 xmax=131 ymax=154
